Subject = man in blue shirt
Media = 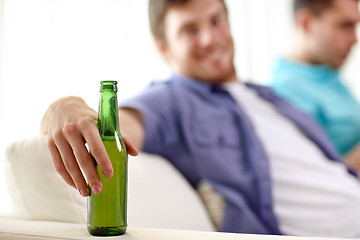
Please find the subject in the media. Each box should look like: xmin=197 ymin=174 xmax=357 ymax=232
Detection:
xmin=41 ymin=0 xmax=360 ymax=237
xmin=270 ymin=0 xmax=360 ymax=172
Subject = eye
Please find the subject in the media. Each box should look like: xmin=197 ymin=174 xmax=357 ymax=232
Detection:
xmin=212 ymin=15 xmax=222 ymax=26
xmin=338 ymin=19 xmax=357 ymax=30
xmin=184 ymin=26 xmax=198 ymax=35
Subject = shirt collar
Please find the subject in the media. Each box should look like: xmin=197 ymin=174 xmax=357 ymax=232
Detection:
xmin=171 ymin=72 xmax=282 ymax=104
xmin=275 ymin=57 xmax=340 ymax=82
xmin=171 ymin=73 xmax=231 ymax=95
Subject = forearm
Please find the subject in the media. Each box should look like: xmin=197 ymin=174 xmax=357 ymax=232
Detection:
xmin=118 ymin=108 xmax=145 ymax=151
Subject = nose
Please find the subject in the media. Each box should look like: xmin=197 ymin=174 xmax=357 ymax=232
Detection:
xmin=198 ymin=27 xmax=216 ymax=47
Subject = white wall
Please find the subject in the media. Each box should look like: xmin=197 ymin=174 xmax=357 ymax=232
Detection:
xmin=0 ymin=0 xmax=359 ymax=214
xmin=0 ymin=0 xmax=170 ymax=214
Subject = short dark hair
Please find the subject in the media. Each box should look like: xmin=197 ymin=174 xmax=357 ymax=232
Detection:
xmin=293 ymin=0 xmax=359 ymax=16
xmin=148 ymin=0 xmax=228 ymax=43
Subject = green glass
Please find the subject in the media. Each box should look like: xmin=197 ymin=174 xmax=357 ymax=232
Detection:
xmin=87 ymin=81 xmax=128 ymax=236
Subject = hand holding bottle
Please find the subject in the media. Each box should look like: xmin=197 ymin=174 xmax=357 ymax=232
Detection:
xmin=40 ymin=96 xmax=138 ymax=198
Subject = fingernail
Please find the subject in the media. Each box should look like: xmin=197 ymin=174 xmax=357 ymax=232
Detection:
xmin=79 ymin=188 xmax=88 ymax=197
xmin=92 ymin=184 xmax=102 ymax=194
xmin=104 ymin=170 xmax=113 ymax=179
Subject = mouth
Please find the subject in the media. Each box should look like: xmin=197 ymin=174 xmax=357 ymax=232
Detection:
xmin=200 ymin=47 xmax=227 ymax=63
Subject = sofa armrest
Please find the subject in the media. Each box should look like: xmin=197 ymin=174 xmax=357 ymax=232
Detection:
xmin=4 ymin=136 xmax=214 ymax=231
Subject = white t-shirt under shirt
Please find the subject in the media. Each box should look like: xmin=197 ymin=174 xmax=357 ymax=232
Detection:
xmin=223 ymin=82 xmax=360 ymax=238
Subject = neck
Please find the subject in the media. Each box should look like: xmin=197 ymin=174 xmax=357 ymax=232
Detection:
xmin=287 ymin=30 xmax=318 ymax=65
xmin=221 ymin=70 xmax=239 ymax=83
xmin=287 ymin=42 xmax=311 ymax=65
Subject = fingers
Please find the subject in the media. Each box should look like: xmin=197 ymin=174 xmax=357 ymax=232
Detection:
xmin=122 ymin=134 xmax=139 ymax=156
xmin=48 ymin=138 xmax=76 ymax=188
xmin=78 ymin=119 xmax=113 ymax=179
xmin=48 ymin=118 xmax=112 ymax=197
xmin=47 ymin=116 xmax=138 ymax=198
xmin=51 ymin=127 xmax=93 ymax=197
xmin=62 ymin=121 xmax=104 ymax=196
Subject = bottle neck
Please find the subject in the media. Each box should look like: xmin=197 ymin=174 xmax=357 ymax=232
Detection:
xmin=98 ymin=88 xmax=119 ymax=140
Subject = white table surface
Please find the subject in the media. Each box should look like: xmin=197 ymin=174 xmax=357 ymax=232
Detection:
xmin=0 ymin=218 xmax=353 ymax=240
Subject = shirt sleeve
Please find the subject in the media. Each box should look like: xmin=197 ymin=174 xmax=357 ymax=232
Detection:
xmin=119 ymin=82 xmax=178 ymax=155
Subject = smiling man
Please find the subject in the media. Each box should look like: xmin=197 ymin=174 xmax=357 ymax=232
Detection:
xmin=41 ymin=0 xmax=360 ymax=237
xmin=270 ymin=0 xmax=360 ymax=171
xmin=153 ymin=0 xmax=236 ymax=83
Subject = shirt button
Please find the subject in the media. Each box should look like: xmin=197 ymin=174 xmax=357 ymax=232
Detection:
xmin=217 ymin=135 xmax=225 ymax=145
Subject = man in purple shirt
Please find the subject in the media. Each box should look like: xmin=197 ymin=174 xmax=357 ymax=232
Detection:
xmin=40 ymin=0 xmax=360 ymax=237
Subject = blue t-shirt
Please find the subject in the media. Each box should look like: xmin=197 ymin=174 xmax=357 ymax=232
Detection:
xmin=270 ymin=57 xmax=360 ymax=156
xmin=120 ymin=74 xmax=342 ymax=235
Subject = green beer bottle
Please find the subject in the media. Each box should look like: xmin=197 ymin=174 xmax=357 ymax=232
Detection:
xmin=87 ymin=80 xmax=128 ymax=236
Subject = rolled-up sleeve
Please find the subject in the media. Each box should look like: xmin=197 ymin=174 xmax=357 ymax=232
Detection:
xmin=119 ymin=83 xmax=177 ymax=155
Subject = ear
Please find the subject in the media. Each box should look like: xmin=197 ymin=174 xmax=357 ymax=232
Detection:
xmin=294 ymin=8 xmax=315 ymax=33
xmin=155 ymin=38 xmax=170 ymax=60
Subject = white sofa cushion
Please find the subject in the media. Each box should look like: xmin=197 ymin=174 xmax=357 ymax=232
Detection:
xmin=4 ymin=136 xmax=214 ymax=231
xmin=5 ymin=136 xmax=86 ymax=223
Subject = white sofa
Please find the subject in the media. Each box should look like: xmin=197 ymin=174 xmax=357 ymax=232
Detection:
xmin=1 ymin=136 xmax=214 ymax=231
xmin=0 ymin=137 xmax=355 ymax=240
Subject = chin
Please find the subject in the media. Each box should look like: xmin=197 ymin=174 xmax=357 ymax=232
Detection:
xmin=206 ymin=71 xmax=236 ymax=83
xmin=331 ymin=61 xmax=344 ymax=69
xmin=333 ymin=55 xmax=349 ymax=68
xmin=211 ymin=64 xmax=235 ymax=77
xmin=191 ymin=62 xmax=235 ymax=82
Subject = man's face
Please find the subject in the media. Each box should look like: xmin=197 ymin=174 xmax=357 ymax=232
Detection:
xmin=308 ymin=0 xmax=360 ymax=68
xmin=159 ymin=0 xmax=236 ymax=83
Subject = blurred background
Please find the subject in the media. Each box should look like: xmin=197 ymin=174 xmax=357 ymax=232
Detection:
xmin=0 ymin=0 xmax=359 ymax=213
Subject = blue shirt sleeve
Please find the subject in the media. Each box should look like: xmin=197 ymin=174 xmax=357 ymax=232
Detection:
xmin=119 ymin=82 xmax=178 ymax=155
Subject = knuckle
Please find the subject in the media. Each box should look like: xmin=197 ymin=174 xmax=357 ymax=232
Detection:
xmin=55 ymin=166 xmax=65 ymax=176
xmin=53 ymin=129 xmax=64 ymax=142
xmin=63 ymin=159 xmax=77 ymax=172
xmin=77 ymin=118 xmax=93 ymax=130
xmin=53 ymin=162 xmax=66 ymax=175
xmin=76 ymin=153 xmax=92 ymax=166
xmin=90 ymin=144 xmax=104 ymax=157
xmin=47 ymin=137 xmax=55 ymax=148
xmin=63 ymin=123 xmax=77 ymax=137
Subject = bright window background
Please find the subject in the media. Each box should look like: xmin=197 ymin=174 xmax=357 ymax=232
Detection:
xmin=0 ymin=0 xmax=359 ymax=214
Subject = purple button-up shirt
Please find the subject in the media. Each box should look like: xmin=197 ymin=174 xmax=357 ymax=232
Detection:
xmin=120 ymin=74 xmax=343 ymax=235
